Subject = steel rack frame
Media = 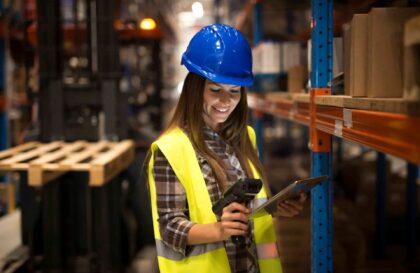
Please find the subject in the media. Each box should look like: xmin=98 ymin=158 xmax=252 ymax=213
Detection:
xmin=249 ymin=0 xmax=419 ymax=272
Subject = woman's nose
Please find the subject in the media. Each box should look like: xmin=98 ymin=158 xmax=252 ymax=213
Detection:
xmin=218 ymin=91 xmax=230 ymax=103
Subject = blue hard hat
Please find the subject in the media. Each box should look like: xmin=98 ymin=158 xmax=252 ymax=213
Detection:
xmin=181 ymin=24 xmax=254 ymax=86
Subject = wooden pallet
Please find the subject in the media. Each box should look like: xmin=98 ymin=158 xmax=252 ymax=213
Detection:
xmin=0 ymin=140 xmax=135 ymax=187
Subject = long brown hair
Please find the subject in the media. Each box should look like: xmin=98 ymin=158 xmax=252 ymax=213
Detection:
xmin=166 ymin=72 xmax=267 ymax=192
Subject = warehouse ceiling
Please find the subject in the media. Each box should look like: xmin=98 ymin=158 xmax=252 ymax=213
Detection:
xmin=123 ymin=0 xmax=313 ymax=43
xmin=144 ymin=0 xmax=390 ymax=43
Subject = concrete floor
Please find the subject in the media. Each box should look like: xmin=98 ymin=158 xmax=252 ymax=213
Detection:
xmin=0 ymin=210 xmax=22 ymax=271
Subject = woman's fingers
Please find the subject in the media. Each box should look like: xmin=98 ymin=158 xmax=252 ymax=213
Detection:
xmin=284 ymin=198 xmax=304 ymax=210
xmin=221 ymin=202 xmax=249 ymax=223
xmin=276 ymin=192 xmax=308 ymax=217
xmin=298 ymin=192 xmax=308 ymax=202
xmin=277 ymin=201 xmax=300 ymax=217
xmin=221 ymin=221 xmax=248 ymax=233
xmin=221 ymin=210 xmax=248 ymax=223
xmin=222 ymin=202 xmax=250 ymax=214
xmin=219 ymin=220 xmax=248 ymax=239
xmin=219 ymin=202 xmax=250 ymax=239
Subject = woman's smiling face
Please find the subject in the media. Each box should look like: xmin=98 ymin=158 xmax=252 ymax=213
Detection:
xmin=202 ymin=80 xmax=241 ymax=132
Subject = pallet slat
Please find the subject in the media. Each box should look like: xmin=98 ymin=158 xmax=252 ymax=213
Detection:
xmin=90 ymin=140 xmax=134 ymax=186
xmin=0 ymin=142 xmax=40 ymax=160
xmin=28 ymin=142 xmax=86 ymax=186
xmin=60 ymin=141 xmax=109 ymax=166
xmin=1 ymin=142 xmax=63 ymax=165
xmin=31 ymin=141 xmax=87 ymax=164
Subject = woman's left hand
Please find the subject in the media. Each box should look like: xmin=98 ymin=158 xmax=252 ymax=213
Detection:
xmin=274 ymin=192 xmax=307 ymax=217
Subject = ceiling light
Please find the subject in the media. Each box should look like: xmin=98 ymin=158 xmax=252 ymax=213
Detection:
xmin=192 ymin=2 xmax=204 ymax=18
xmin=139 ymin=18 xmax=156 ymax=30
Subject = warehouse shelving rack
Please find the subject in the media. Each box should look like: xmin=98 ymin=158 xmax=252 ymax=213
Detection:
xmin=0 ymin=0 xmax=9 ymax=215
xmin=0 ymin=1 xmax=5 ymax=155
xmin=252 ymin=0 xmax=265 ymax=162
xmin=249 ymin=0 xmax=419 ymax=272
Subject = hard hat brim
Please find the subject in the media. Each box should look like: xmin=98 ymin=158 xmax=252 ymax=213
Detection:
xmin=182 ymin=54 xmax=254 ymax=87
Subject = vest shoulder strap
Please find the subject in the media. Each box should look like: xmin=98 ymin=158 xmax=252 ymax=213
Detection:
xmin=247 ymin=125 xmax=256 ymax=148
xmin=153 ymin=128 xmax=216 ymax=224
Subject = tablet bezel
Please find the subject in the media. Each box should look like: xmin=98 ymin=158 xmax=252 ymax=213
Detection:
xmin=248 ymin=175 xmax=328 ymax=219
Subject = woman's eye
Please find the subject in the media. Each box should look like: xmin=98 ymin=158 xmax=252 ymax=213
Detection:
xmin=230 ymin=89 xmax=240 ymax=93
xmin=210 ymin=88 xmax=220 ymax=92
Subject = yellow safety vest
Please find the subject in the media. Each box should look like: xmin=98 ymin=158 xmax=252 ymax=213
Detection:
xmin=148 ymin=126 xmax=282 ymax=273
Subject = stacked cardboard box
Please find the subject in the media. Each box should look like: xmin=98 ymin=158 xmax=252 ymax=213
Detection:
xmin=287 ymin=65 xmax=307 ymax=93
xmin=344 ymin=8 xmax=420 ymax=98
xmin=350 ymin=14 xmax=368 ymax=97
xmin=403 ymin=15 xmax=420 ymax=100
xmin=343 ymin=23 xmax=351 ymax=96
xmin=367 ymin=8 xmax=420 ymax=98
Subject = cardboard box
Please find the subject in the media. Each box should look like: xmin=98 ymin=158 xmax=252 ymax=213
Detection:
xmin=343 ymin=23 xmax=351 ymax=96
xmin=350 ymin=14 xmax=368 ymax=97
xmin=287 ymin=65 xmax=307 ymax=93
xmin=367 ymin=8 xmax=420 ymax=98
xmin=403 ymin=15 xmax=420 ymax=100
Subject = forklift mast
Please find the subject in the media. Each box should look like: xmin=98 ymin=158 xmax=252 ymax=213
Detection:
xmin=37 ymin=0 xmax=127 ymax=141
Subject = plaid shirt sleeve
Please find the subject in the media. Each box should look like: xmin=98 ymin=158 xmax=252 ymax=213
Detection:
xmin=152 ymin=148 xmax=195 ymax=256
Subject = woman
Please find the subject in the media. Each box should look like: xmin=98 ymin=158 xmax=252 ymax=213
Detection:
xmin=148 ymin=24 xmax=306 ymax=273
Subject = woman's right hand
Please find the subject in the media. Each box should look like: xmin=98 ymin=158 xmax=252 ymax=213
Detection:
xmin=218 ymin=202 xmax=250 ymax=241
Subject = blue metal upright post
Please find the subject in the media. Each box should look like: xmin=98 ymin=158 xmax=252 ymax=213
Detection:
xmin=310 ymin=0 xmax=334 ymax=272
xmin=0 ymin=0 xmax=7 ymax=182
xmin=0 ymin=0 xmax=6 ymax=154
xmin=0 ymin=0 xmax=7 ymax=216
xmin=406 ymin=163 xmax=418 ymax=261
xmin=375 ymin=152 xmax=387 ymax=258
xmin=253 ymin=2 xmax=262 ymax=45
xmin=252 ymin=0 xmax=264 ymax=162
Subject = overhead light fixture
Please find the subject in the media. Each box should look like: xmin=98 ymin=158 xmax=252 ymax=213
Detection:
xmin=192 ymin=2 xmax=204 ymax=18
xmin=139 ymin=18 xmax=156 ymax=30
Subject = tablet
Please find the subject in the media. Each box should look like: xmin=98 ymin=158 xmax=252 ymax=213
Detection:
xmin=248 ymin=175 xmax=328 ymax=219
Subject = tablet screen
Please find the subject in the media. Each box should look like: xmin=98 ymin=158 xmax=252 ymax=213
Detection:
xmin=248 ymin=175 xmax=328 ymax=219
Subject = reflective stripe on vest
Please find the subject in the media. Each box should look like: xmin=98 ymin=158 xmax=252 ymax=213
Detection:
xmin=148 ymin=126 xmax=282 ymax=273
xmin=256 ymin=242 xmax=280 ymax=259
xmin=156 ymin=239 xmax=225 ymax=261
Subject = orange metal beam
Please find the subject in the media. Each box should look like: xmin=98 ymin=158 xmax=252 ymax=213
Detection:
xmin=247 ymin=93 xmax=309 ymax=125
xmin=310 ymin=88 xmax=331 ymax=152
xmin=247 ymin=93 xmax=294 ymax=120
xmin=294 ymin=102 xmax=310 ymax=126
xmin=247 ymin=93 xmax=420 ymax=164
xmin=314 ymin=106 xmax=420 ymax=164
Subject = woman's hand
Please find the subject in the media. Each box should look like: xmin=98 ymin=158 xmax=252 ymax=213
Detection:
xmin=187 ymin=202 xmax=250 ymax=244
xmin=274 ymin=192 xmax=307 ymax=217
xmin=218 ymin=202 xmax=250 ymax=241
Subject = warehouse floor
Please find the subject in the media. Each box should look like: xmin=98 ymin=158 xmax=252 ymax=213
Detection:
xmin=0 ymin=210 xmax=20 ymax=259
